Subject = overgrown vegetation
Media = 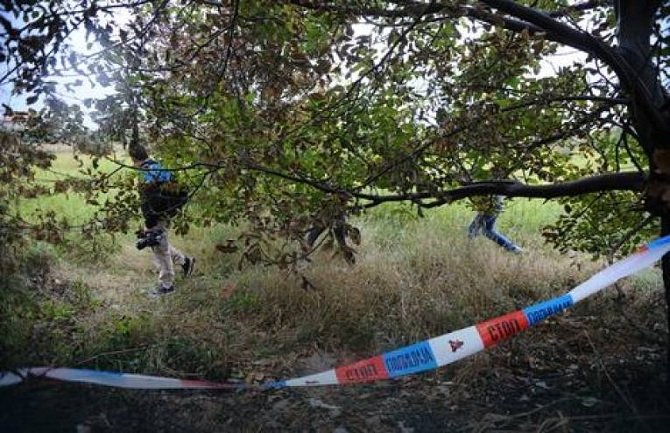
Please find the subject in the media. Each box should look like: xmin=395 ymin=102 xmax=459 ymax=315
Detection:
xmin=1 ymin=150 xmax=668 ymax=432
xmin=2 ymin=151 xmax=661 ymax=379
xmin=2 ymin=1 xmax=670 ymax=429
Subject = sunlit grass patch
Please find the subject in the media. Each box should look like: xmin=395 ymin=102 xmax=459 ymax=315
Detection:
xmin=17 ymin=150 xmax=131 ymax=225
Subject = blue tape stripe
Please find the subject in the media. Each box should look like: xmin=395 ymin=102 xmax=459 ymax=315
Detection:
xmin=523 ymin=294 xmax=574 ymax=326
xmin=646 ymin=235 xmax=670 ymax=250
xmin=262 ymin=380 xmax=286 ymax=390
xmin=382 ymin=341 xmax=437 ymax=378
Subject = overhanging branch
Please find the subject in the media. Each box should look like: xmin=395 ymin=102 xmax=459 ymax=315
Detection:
xmin=242 ymin=160 xmax=645 ymax=209
xmin=421 ymin=171 xmax=646 ymax=208
xmin=548 ymin=0 xmax=610 ymax=18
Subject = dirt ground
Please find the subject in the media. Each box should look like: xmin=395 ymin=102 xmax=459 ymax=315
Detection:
xmin=3 ymin=262 xmax=670 ymax=432
xmin=2 ymin=335 xmax=669 ymax=433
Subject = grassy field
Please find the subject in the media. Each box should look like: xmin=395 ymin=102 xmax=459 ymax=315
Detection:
xmin=3 ymin=150 xmax=643 ymax=369
xmin=17 ymin=149 xmax=123 ymax=224
xmin=2 ymin=151 xmax=669 ymax=431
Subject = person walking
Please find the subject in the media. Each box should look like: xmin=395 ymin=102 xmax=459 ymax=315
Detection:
xmin=468 ymin=195 xmax=522 ymax=253
xmin=129 ymin=145 xmax=195 ymax=295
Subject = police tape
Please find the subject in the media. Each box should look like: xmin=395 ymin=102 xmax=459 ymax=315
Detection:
xmin=0 ymin=367 xmax=246 ymax=390
xmin=2 ymin=235 xmax=670 ymax=390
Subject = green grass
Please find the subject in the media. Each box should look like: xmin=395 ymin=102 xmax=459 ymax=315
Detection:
xmin=2 ymin=150 xmax=662 ymax=386
xmin=18 ymin=151 xmax=127 ymax=225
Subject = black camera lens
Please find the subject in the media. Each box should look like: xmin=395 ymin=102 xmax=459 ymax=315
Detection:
xmin=135 ymin=230 xmax=163 ymax=250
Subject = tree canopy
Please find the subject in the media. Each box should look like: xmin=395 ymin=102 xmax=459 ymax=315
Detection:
xmin=1 ymin=0 xmax=669 ymax=262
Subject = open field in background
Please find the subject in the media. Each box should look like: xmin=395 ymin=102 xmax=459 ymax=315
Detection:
xmin=2 ymin=151 xmax=669 ymax=432
xmin=17 ymin=149 xmax=126 ymax=225
xmin=3 ymin=150 xmax=659 ymax=369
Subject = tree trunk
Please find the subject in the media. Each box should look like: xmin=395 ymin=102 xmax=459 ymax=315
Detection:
xmin=663 ymin=214 xmax=670 ymax=385
xmin=615 ymin=0 xmax=670 ymax=384
xmin=615 ymin=0 xmax=666 ymax=152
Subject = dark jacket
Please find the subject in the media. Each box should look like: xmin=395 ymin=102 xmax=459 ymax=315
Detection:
xmin=138 ymin=159 xmax=188 ymax=228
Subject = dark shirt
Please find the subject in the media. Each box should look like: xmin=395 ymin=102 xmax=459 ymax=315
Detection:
xmin=138 ymin=159 xmax=186 ymax=228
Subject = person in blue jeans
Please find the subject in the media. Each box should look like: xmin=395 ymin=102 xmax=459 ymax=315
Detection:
xmin=468 ymin=196 xmax=522 ymax=253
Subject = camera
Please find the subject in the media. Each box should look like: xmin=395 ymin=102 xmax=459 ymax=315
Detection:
xmin=136 ymin=229 xmax=164 ymax=250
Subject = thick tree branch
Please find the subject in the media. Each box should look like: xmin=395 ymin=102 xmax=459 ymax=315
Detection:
xmin=242 ymin=159 xmax=645 ymax=209
xmin=353 ymin=172 xmax=645 ymax=208
xmin=421 ymin=171 xmax=646 ymax=208
xmin=283 ymin=0 xmax=444 ymax=18
xmin=479 ymin=0 xmax=666 ymax=133
xmin=548 ymin=0 xmax=610 ymax=18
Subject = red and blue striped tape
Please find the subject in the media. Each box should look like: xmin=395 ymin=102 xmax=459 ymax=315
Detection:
xmin=3 ymin=235 xmax=670 ymax=390
xmin=274 ymin=236 xmax=670 ymax=388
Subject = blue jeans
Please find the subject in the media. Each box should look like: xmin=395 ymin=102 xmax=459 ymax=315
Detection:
xmin=468 ymin=213 xmax=520 ymax=252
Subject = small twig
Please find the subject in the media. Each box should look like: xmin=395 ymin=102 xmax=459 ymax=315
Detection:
xmin=583 ymin=331 xmax=638 ymax=415
xmin=509 ymin=397 xmax=574 ymax=420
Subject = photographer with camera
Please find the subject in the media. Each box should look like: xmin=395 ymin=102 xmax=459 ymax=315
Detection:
xmin=130 ymin=145 xmax=195 ymax=296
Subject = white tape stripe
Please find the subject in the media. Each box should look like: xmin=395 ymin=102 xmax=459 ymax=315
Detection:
xmin=428 ymin=326 xmax=485 ymax=367
xmin=569 ymin=245 xmax=670 ymax=303
xmin=45 ymin=368 xmax=188 ymax=389
xmin=20 ymin=367 xmax=234 ymax=389
xmin=0 ymin=372 xmax=24 ymax=387
xmin=284 ymin=369 xmax=338 ymax=387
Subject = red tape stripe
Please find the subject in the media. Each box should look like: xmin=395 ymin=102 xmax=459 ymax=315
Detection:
xmin=335 ymin=355 xmax=388 ymax=384
xmin=476 ymin=310 xmax=529 ymax=348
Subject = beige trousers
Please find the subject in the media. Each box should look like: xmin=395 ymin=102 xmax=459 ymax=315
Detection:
xmin=150 ymin=221 xmax=186 ymax=288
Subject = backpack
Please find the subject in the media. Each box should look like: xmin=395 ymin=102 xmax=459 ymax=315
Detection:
xmin=139 ymin=159 xmax=189 ymax=223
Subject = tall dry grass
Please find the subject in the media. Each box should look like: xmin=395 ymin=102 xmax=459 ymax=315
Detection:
xmin=4 ymin=152 xmax=663 ymax=383
xmin=208 ymin=205 xmax=596 ymax=360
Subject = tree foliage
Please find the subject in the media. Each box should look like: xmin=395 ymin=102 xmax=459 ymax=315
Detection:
xmin=1 ymin=0 xmax=669 ymax=263
xmin=0 ymin=131 xmax=55 ymax=274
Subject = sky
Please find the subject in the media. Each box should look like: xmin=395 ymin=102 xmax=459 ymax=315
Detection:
xmin=0 ymin=7 xmax=123 ymax=128
xmin=0 ymin=6 xmax=586 ymax=130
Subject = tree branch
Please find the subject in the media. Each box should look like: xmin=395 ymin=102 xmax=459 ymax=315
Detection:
xmin=242 ymin=158 xmax=646 ymax=209
xmin=384 ymin=172 xmax=646 ymax=208
xmin=283 ymin=0 xmax=444 ymax=18
xmin=548 ymin=0 xmax=610 ymax=18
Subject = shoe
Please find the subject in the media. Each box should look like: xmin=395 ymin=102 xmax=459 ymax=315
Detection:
xmin=149 ymin=284 xmax=175 ymax=297
xmin=182 ymin=257 xmax=195 ymax=277
xmin=510 ymin=246 xmax=523 ymax=254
